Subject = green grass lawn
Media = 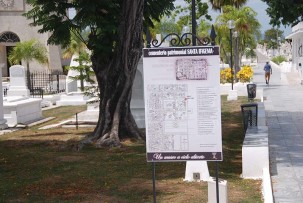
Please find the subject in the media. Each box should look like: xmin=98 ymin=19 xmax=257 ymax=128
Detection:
xmin=0 ymin=97 xmax=262 ymax=202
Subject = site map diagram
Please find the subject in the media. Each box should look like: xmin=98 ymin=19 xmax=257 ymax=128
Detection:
xmin=143 ymin=46 xmax=222 ymax=161
xmin=175 ymin=58 xmax=208 ymax=80
xmin=147 ymin=84 xmax=189 ymax=152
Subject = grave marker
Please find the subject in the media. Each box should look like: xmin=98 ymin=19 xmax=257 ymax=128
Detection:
xmin=7 ymin=65 xmax=30 ymax=97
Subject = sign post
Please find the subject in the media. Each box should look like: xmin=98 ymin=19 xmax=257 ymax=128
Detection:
xmin=143 ymin=46 xmax=222 ymax=202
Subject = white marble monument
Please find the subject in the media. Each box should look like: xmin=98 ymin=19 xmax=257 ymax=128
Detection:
xmin=7 ymin=65 xmax=30 ymax=97
xmin=3 ymin=65 xmax=43 ymax=127
xmin=130 ymin=58 xmax=145 ymax=128
xmin=66 ymin=69 xmax=78 ymax=93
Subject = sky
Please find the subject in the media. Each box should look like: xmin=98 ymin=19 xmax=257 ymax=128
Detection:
xmin=174 ymin=0 xmax=292 ymax=37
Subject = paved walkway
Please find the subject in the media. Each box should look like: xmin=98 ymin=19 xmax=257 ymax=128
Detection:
xmin=253 ymin=62 xmax=303 ymax=202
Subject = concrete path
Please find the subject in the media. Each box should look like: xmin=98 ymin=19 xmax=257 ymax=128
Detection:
xmin=253 ymin=62 xmax=303 ymax=202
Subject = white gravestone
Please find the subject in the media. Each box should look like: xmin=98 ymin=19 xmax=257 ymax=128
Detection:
xmin=0 ymin=63 xmax=8 ymax=129
xmin=7 ymin=65 xmax=30 ymax=97
xmin=66 ymin=55 xmax=80 ymax=93
xmin=66 ymin=69 xmax=78 ymax=93
xmin=130 ymin=58 xmax=145 ymax=128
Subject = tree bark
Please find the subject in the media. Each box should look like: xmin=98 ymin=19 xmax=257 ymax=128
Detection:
xmin=83 ymin=0 xmax=145 ymax=147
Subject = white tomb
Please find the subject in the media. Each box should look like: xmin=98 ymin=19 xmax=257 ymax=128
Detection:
xmin=57 ymin=92 xmax=90 ymax=106
xmin=3 ymin=65 xmax=43 ymax=127
xmin=4 ymin=97 xmax=43 ymax=127
xmin=7 ymin=65 xmax=30 ymax=97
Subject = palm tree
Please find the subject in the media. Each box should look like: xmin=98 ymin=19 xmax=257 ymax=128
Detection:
xmin=8 ymin=39 xmax=48 ymax=89
xmin=209 ymin=0 xmax=248 ymax=11
xmin=232 ymin=0 xmax=247 ymax=8
xmin=209 ymin=0 xmax=227 ymax=12
xmin=62 ymin=31 xmax=87 ymax=59
xmin=215 ymin=5 xmax=261 ymax=68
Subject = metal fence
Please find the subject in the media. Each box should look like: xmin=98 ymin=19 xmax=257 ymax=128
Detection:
xmin=29 ymin=70 xmax=66 ymax=94
xmin=3 ymin=70 xmax=66 ymax=98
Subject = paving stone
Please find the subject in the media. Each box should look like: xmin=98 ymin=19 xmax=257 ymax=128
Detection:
xmin=253 ymin=63 xmax=303 ymax=201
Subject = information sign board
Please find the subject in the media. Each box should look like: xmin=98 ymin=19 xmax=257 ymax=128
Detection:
xmin=143 ymin=46 xmax=222 ymax=162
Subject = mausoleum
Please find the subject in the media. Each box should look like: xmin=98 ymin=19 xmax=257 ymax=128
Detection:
xmin=0 ymin=0 xmax=63 ymax=77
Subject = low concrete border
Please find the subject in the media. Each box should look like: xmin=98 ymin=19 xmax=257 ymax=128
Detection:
xmin=241 ymin=101 xmax=273 ymax=202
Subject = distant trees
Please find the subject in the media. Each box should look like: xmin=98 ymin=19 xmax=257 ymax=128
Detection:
xmin=175 ymin=0 xmax=211 ymax=29
xmin=261 ymin=28 xmax=284 ymax=50
xmin=215 ymin=6 xmax=261 ymax=65
xmin=150 ymin=0 xmax=211 ymax=43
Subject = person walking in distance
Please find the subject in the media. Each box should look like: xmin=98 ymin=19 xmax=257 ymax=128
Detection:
xmin=264 ymin=61 xmax=272 ymax=85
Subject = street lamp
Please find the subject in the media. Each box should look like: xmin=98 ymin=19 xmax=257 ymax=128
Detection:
xmin=192 ymin=0 xmax=196 ymax=46
xmin=228 ymin=20 xmax=235 ymax=90
xmin=182 ymin=25 xmax=190 ymax=42
xmin=233 ymin=31 xmax=239 ymax=81
xmin=182 ymin=25 xmax=190 ymax=35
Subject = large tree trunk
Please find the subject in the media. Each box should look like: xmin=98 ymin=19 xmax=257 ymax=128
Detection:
xmin=84 ymin=0 xmax=145 ymax=147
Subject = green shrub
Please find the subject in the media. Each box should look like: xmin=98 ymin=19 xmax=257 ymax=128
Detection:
xmin=272 ymin=55 xmax=287 ymax=65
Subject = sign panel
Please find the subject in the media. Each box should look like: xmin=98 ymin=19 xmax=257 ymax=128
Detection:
xmin=143 ymin=46 xmax=222 ymax=162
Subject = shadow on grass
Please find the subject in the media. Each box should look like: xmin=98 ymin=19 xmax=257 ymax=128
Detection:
xmin=0 ymin=96 xmax=262 ymax=202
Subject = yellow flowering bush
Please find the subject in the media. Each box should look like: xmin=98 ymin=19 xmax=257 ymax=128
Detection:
xmin=236 ymin=65 xmax=253 ymax=83
xmin=220 ymin=68 xmax=233 ymax=84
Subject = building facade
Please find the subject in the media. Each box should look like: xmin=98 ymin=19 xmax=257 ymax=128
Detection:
xmin=0 ymin=0 xmax=62 ymax=77
xmin=286 ymin=22 xmax=303 ymax=83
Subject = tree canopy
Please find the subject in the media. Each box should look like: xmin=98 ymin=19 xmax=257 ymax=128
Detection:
xmin=149 ymin=0 xmax=212 ymax=43
xmin=174 ymin=0 xmax=211 ymax=28
xmin=261 ymin=28 xmax=284 ymax=50
xmin=25 ymin=0 xmax=175 ymax=147
xmin=261 ymin=0 xmax=303 ymax=27
xmin=25 ymin=0 xmax=174 ymax=53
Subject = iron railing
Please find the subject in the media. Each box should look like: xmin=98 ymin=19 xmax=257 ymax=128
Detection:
xmin=28 ymin=70 xmax=66 ymax=94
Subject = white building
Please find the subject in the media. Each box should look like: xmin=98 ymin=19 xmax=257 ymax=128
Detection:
xmin=286 ymin=21 xmax=303 ymax=83
xmin=0 ymin=0 xmax=63 ymax=77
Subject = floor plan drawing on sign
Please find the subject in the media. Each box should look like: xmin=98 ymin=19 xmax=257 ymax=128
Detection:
xmin=147 ymin=84 xmax=189 ymax=152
